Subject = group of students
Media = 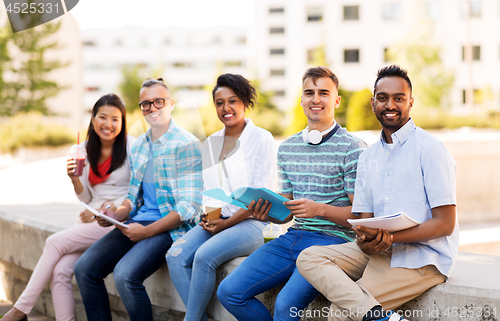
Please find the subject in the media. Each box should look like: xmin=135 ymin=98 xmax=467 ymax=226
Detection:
xmin=3 ymin=64 xmax=458 ymax=321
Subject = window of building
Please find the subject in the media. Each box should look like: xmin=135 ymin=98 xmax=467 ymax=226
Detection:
xmin=270 ymin=69 xmax=285 ymax=76
xmin=470 ymin=0 xmax=482 ymax=17
xmin=274 ymin=90 xmax=286 ymax=96
xmin=382 ymin=3 xmax=402 ymax=21
xmin=185 ymin=85 xmax=204 ymax=91
xmin=462 ymin=89 xmax=481 ymax=104
xmin=307 ymin=49 xmax=315 ymax=64
xmin=86 ymin=87 xmax=100 ymax=92
xmin=462 ymin=45 xmax=481 ymax=61
xmin=270 ymin=27 xmax=285 ymax=34
xmin=307 ymin=7 xmax=323 ymax=22
xmin=344 ymin=49 xmax=360 ymax=63
xmin=461 ymin=0 xmax=482 ymax=18
xmin=224 ymin=61 xmax=243 ymax=67
xmin=270 ymin=48 xmax=285 ymax=55
xmin=235 ymin=36 xmax=246 ymax=44
xmin=343 ymin=5 xmax=359 ymax=20
xmin=173 ymin=62 xmax=193 ymax=68
xmin=384 ymin=48 xmax=390 ymax=62
xmin=425 ymin=1 xmax=440 ymax=21
xmin=83 ymin=41 xmax=96 ymax=47
xmin=269 ymin=7 xmax=284 ymax=14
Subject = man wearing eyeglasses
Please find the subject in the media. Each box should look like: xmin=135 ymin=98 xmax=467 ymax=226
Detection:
xmin=74 ymin=78 xmax=203 ymax=321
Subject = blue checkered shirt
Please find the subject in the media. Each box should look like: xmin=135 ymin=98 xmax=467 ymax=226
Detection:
xmin=127 ymin=118 xmax=203 ymax=241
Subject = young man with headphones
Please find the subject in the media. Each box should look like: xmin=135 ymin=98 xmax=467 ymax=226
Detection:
xmin=217 ymin=66 xmax=367 ymax=320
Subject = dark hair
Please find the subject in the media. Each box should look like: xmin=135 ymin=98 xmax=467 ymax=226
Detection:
xmin=302 ymin=66 xmax=339 ymax=90
xmin=141 ymin=77 xmax=169 ymax=91
xmin=374 ymin=65 xmax=412 ymax=93
xmin=212 ymin=74 xmax=257 ymax=109
xmin=86 ymin=93 xmax=127 ymax=178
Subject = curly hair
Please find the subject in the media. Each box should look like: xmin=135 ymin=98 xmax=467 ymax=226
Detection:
xmin=212 ymin=74 xmax=257 ymax=109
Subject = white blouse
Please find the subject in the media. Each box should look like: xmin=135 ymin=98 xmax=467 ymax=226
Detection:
xmin=202 ymin=119 xmax=277 ymax=217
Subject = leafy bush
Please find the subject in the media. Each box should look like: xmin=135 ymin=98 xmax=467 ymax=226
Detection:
xmin=0 ymin=112 xmax=75 ymax=153
xmin=413 ymin=110 xmax=500 ymax=129
xmin=246 ymin=108 xmax=285 ymax=137
xmin=285 ymin=95 xmax=308 ymax=136
xmin=346 ymin=89 xmax=380 ymax=131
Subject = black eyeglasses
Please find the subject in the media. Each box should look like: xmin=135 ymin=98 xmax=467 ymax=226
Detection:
xmin=138 ymin=98 xmax=170 ymax=111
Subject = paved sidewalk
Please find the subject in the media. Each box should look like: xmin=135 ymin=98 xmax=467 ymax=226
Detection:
xmin=0 ymin=156 xmax=81 ymax=229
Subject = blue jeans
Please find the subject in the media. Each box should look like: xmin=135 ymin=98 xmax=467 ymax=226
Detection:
xmin=217 ymin=228 xmax=347 ymax=321
xmin=74 ymin=220 xmax=173 ymax=321
xmin=166 ymin=219 xmax=265 ymax=321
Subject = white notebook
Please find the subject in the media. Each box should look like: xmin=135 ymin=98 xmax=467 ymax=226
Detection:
xmin=347 ymin=212 xmax=420 ymax=232
xmin=81 ymin=202 xmax=129 ymax=228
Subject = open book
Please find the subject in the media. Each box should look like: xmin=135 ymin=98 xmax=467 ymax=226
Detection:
xmin=347 ymin=212 xmax=420 ymax=232
xmin=202 ymin=187 xmax=291 ymax=221
xmin=81 ymin=202 xmax=129 ymax=228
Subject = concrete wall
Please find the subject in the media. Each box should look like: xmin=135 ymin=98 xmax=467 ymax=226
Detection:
xmin=444 ymin=138 xmax=500 ymax=223
xmin=2 ymin=210 xmax=500 ymax=321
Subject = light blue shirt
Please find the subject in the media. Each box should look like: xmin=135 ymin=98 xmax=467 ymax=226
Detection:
xmin=134 ymin=143 xmax=162 ymax=221
xmin=352 ymin=118 xmax=458 ymax=276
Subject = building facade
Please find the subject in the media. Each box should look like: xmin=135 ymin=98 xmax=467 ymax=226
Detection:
xmin=81 ymin=27 xmax=249 ymax=112
xmin=251 ymin=0 xmax=500 ymax=112
xmin=81 ymin=1 xmax=500 ymax=114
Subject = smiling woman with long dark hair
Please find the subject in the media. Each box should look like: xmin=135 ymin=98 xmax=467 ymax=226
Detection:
xmin=2 ymin=93 xmax=135 ymax=321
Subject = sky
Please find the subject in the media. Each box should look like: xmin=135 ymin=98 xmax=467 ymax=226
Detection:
xmin=71 ymin=0 xmax=254 ymax=30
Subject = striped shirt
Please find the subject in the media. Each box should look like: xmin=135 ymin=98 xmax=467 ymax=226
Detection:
xmin=277 ymin=126 xmax=366 ymax=241
xmin=127 ymin=118 xmax=203 ymax=241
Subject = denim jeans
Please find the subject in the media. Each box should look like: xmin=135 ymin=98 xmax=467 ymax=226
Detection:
xmin=216 ymin=228 xmax=347 ymax=321
xmin=166 ymin=219 xmax=265 ymax=321
xmin=74 ymin=220 xmax=173 ymax=321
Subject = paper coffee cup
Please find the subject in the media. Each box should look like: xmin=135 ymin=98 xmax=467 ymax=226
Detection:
xmin=205 ymin=207 xmax=222 ymax=221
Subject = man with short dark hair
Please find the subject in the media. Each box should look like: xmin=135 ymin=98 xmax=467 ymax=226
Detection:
xmin=217 ymin=66 xmax=366 ymax=320
xmin=297 ymin=65 xmax=458 ymax=321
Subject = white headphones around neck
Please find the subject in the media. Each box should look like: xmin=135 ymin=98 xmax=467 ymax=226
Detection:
xmin=302 ymin=122 xmax=336 ymax=145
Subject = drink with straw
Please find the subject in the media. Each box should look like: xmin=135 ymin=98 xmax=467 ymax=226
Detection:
xmin=263 ymin=222 xmax=282 ymax=243
xmin=69 ymin=132 xmax=86 ymax=176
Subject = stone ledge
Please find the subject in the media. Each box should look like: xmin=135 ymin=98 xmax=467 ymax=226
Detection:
xmin=1 ymin=210 xmax=499 ymax=321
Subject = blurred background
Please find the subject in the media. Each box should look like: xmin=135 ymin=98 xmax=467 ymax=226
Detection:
xmin=1 ymin=0 xmax=500 ymax=140
xmin=0 ymin=0 xmax=499 ymax=243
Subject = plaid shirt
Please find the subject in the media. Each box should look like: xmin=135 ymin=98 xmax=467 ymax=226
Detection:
xmin=126 ymin=118 xmax=203 ymax=241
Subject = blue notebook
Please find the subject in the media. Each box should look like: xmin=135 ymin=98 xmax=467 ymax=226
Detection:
xmin=202 ymin=187 xmax=291 ymax=221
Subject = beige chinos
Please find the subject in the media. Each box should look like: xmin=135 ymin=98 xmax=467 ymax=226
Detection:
xmin=297 ymin=242 xmax=446 ymax=321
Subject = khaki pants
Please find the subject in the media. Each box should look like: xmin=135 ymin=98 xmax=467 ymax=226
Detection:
xmin=296 ymin=242 xmax=446 ymax=321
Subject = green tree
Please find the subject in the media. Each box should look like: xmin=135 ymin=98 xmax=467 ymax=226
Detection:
xmin=118 ymin=65 xmax=144 ymax=113
xmin=346 ymin=89 xmax=380 ymax=131
xmin=386 ymin=25 xmax=454 ymax=111
xmin=252 ymin=79 xmax=278 ymax=111
xmin=7 ymin=21 xmax=68 ymax=115
xmin=0 ymin=24 xmax=17 ymax=116
xmin=285 ymin=95 xmax=308 ymax=135
xmin=336 ymin=87 xmax=352 ymax=127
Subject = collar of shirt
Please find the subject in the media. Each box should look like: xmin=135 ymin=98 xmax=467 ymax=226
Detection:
xmin=145 ymin=118 xmax=177 ymax=146
xmin=217 ymin=118 xmax=255 ymax=142
xmin=379 ymin=117 xmax=416 ymax=146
